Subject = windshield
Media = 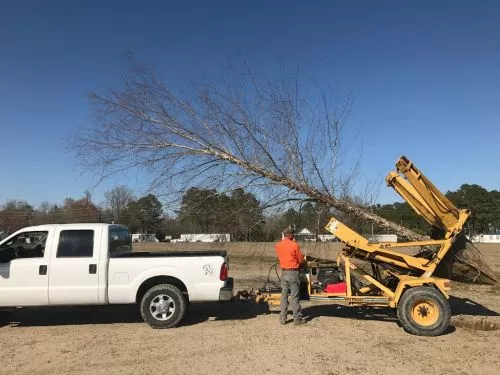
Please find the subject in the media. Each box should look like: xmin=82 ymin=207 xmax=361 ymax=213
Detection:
xmin=109 ymin=227 xmax=132 ymax=254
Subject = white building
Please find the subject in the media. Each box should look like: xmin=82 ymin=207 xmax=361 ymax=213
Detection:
xmin=172 ymin=233 xmax=231 ymax=243
xmin=468 ymin=234 xmax=500 ymax=243
xmin=296 ymin=228 xmax=316 ymax=242
xmin=317 ymin=234 xmax=337 ymax=242
xmin=132 ymin=233 xmax=159 ymax=243
xmin=281 ymin=228 xmax=317 ymax=241
xmin=281 ymin=229 xmax=337 ymax=242
xmin=367 ymin=234 xmax=398 ymax=243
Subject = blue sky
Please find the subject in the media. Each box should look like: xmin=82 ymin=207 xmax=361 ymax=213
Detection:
xmin=1 ymin=0 xmax=499 ymax=207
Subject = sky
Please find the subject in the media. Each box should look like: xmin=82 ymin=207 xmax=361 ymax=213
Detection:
xmin=1 ymin=0 xmax=499 ymax=208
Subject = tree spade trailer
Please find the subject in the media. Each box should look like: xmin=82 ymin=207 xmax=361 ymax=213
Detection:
xmin=256 ymin=156 xmax=497 ymax=336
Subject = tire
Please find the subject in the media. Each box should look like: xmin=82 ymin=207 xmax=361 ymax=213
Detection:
xmin=397 ymin=286 xmax=451 ymax=336
xmin=140 ymin=284 xmax=187 ymax=329
xmin=0 ymin=310 xmax=11 ymax=326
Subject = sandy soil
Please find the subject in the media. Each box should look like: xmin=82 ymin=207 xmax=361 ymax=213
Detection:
xmin=1 ymin=243 xmax=499 ymax=375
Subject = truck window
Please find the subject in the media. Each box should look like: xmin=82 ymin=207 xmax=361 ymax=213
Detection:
xmin=109 ymin=228 xmax=132 ymax=254
xmin=0 ymin=231 xmax=48 ymax=261
xmin=57 ymin=230 xmax=94 ymax=258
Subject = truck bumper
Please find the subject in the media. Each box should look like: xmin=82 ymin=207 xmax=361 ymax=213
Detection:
xmin=219 ymin=277 xmax=234 ymax=301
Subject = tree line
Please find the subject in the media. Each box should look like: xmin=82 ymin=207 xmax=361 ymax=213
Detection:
xmin=0 ymin=185 xmax=337 ymax=241
xmin=1 ymin=183 xmax=498 ymax=241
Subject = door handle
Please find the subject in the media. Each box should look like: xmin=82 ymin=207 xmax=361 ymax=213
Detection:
xmin=89 ymin=264 xmax=97 ymax=274
xmin=39 ymin=265 xmax=47 ymax=275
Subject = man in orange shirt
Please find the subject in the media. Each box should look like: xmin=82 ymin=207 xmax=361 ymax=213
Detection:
xmin=275 ymin=227 xmax=306 ymax=325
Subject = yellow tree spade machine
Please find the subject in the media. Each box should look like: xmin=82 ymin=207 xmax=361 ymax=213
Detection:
xmin=256 ymin=156 xmax=498 ymax=336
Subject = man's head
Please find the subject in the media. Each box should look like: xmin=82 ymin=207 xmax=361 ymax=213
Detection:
xmin=283 ymin=227 xmax=295 ymax=240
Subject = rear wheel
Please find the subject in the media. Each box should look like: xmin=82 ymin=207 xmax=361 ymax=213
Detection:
xmin=397 ymin=286 xmax=450 ymax=336
xmin=140 ymin=284 xmax=187 ymax=329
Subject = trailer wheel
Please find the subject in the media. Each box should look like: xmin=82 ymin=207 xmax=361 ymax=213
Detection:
xmin=397 ymin=286 xmax=450 ymax=336
xmin=140 ymin=284 xmax=187 ymax=329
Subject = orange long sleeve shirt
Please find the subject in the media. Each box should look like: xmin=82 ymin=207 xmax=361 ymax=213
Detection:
xmin=275 ymin=238 xmax=305 ymax=269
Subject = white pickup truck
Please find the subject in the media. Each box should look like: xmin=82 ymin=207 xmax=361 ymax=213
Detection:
xmin=0 ymin=223 xmax=233 ymax=328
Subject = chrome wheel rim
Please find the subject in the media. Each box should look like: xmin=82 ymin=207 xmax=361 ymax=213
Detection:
xmin=149 ymin=294 xmax=175 ymax=321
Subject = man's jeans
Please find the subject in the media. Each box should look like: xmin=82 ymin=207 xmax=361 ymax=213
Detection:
xmin=280 ymin=270 xmax=302 ymax=321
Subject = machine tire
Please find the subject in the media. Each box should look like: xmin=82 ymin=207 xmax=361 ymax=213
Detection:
xmin=397 ymin=286 xmax=450 ymax=336
xmin=140 ymin=284 xmax=187 ymax=329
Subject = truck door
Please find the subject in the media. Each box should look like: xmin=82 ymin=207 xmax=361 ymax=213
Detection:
xmin=0 ymin=230 xmax=52 ymax=307
xmin=48 ymin=228 xmax=103 ymax=305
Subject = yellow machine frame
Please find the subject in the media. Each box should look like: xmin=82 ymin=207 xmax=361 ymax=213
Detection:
xmin=259 ymin=156 xmax=470 ymax=332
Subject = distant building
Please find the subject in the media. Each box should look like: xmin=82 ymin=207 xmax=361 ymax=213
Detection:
xmin=467 ymin=234 xmax=500 ymax=243
xmin=172 ymin=234 xmax=230 ymax=243
xmin=281 ymin=228 xmax=319 ymax=242
xmin=280 ymin=229 xmax=337 ymax=242
xmin=296 ymin=228 xmax=316 ymax=242
xmin=367 ymin=234 xmax=398 ymax=243
xmin=132 ymin=233 xmax=159 ymax=243
xmin=317 ymin=234 xmax=337 ymax=242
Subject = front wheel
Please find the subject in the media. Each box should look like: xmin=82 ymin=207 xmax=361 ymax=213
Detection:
xmin=140 ymin=284 xmax=187 ymax=329
xmin=397 ymin=286 xmax=451 ymax=336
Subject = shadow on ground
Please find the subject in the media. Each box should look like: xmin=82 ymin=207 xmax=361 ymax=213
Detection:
xmin=449 ymin=296 xmax=499 ymax=316
xmin=303 ymin=304 xmax=398 ymax=323
xmin=0 ymin=296 xmax=497 ymax=329
xmin=301 ymin=304 xmax=460 ymax=334
xmin=0 ymin=305 xmax=143 ymax=328
xmin=0 ymin=302 xmax=270 ymax=328
xmin=181 ymin=301 xmax=270 ymax=326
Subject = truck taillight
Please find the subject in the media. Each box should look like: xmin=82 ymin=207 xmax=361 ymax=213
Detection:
xmin=220 ymin=262 xmax=228 ymax=281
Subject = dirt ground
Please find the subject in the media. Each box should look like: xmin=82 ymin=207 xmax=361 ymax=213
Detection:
xmin=1 ymin=242 xmax=499 ymax=375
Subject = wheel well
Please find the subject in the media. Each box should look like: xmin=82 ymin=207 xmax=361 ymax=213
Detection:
xmin=136 ymin=276 xmax=188 ymax=304
xmin=398 ymin=283 xmax=446 ymax=302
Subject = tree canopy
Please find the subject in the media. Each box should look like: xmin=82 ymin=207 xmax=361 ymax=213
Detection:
xmin=178 ymin=187 xmax=264 ymax=241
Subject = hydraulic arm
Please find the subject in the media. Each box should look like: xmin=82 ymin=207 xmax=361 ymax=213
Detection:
xmin=326 ymin=155 xmax=470 ymax=279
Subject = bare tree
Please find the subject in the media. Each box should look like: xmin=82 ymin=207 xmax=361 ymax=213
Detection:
xmin=0 ymin=200 xmax=34 ymax=233
xmin=104 ymin=185 xmax=135 ymax=222
xmin=38 ymin=201 xmax=51 ymax=214
xmin=75 ymin=57 xmax=421 ymax=241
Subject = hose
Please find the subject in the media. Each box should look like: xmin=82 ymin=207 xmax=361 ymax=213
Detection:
xmin=267 ymin=263 xmax=280 ymax=282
